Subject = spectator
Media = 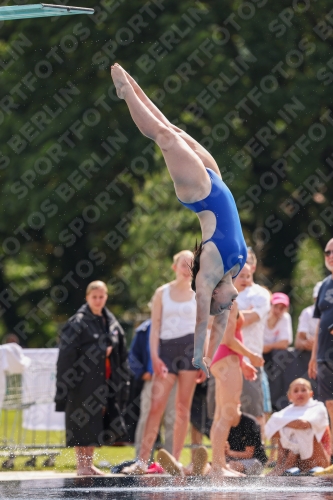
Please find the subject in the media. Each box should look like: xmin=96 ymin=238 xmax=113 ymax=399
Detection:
xmin=157 ymin=279 xmax=262 ymax=478
xmin=128 ymin=319 xmax=176 ymax=457
xmin=123 ymin=250 xmax=205 ymax=475
xmin=207 ymin=264 xmax=263 ymax=477
xmin=295 ymin=282 xmax=322 ymax=351
xmin=266 ymin=378 xmax=330 ymax=475
xmin=3 ymin=333 xmax=20 ymax=344
xmin=55 ymin=280 xmax=130 ymax=476
xmin=179 ymin=404 xmax=268 ymax=477
xmin=263 ymin=293 xmax=293 ymax=355
xmin=309 ymin=238 xmax=333 ymax=452
xmin=263 ymin=293 xmax=292 ymax=463
xmin=225 ymin=405 xmax=268 ymax=475
xmin=237 ymin=248 xmax=271 ymax=436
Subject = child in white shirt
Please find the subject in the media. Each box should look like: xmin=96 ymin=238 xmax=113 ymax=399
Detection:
xmin=265 ymin=378 xmax=330 ymax=475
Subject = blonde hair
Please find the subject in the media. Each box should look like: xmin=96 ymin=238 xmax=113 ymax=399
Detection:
xmin=86 ymin=280 xmax=108 ymax=296
xmin=173 ymin=250 xmax=194 ymax=266
xmin=288 ymin=378 xmax=312 ymax=393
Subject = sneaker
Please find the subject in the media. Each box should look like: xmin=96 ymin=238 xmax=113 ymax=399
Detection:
xmin=302 ymin=466 xmax=325 ymax=476
xmin=313 ymin=464 xmax=333 ymax=476
xmin=192 ymin=446 xmax=209 ymax=476
xmin=157 ymin=449 xmax=183 ymax=476
xmin=282 ymin=467 xmax=300 ymax=476
xmin=111 ymin=459 xmax=136 ymax=473
xmin=122 ymin=460 xmax=147 ymax=475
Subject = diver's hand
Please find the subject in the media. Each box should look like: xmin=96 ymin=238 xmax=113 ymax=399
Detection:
xmin=192 ymin=356 xmax=210 ymax=377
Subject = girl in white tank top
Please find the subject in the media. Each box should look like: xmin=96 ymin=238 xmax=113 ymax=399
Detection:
xmin=159 ymin=283 xmax=196 ymax=340
xmin=124 ymin=250 xmax=206 ymax=475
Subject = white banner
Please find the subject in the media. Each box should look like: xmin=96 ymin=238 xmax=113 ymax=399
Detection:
xmin=22 ymin=348 xmax=65 ymax=431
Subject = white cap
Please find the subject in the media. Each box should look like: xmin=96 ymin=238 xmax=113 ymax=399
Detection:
xmin=313 ymin=281 xmax=323 ymax=299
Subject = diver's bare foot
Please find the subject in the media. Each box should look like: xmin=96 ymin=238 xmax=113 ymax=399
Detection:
xmin=121 ymin=66 xmax=138 ymax=89
xmin=111 ymin=64 xmax=131 ymax=99
xmin=77 ymin=466 xmax=105 ymax=476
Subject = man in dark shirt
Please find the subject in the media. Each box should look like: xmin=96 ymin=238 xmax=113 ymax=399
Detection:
xmin=225 ymin=406 xmax=267 ymax=475
xmin=309 ymin=238 xmax=333 ymax=453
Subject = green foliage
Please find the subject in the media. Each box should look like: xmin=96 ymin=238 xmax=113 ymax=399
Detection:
xmin=0 ymin=0 xmax=332 ymax=344
xmin=291 ymin=238 xmax=326 ymax=336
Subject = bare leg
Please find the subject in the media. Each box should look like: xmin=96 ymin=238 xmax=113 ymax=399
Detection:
xmin=172 ymin=370 xmax=198 ymax=461
xmin=76 ymin=446 xmax=104 ymax=476
xmin=163 ymin=381 xmax=177 ymax=454
xmin=121 ymin=65 xmax=221 ymax=177
xmin=209 ymin=356 xmax=244 ymax=477
xmin=111 ymin=64 xmax=211 ymax=203
xmin=191 ymin=424 xmax=203 ymax=464
xmin=268 ymin=435 xmax=297 ymax=476
xmin=282 ymin=450 xmax=299 ymax=471
xmin=299 ymin=437 xmax=330 ymax=471
xmin=134 ymin=380 xmax=152 ymax=457
xmin=138 ymin=373 xmax=176 ymax=463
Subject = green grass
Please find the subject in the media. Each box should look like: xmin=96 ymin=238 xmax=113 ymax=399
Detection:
xmin=0 ymin=409 xmax=207 ymax=472
xmin=0 ymin=444 xmax=202 ymax=473
xmin=1 ymin=411 xmax=271 ymax=474
xmin=0 ymin=446 xmax=136 ymax=473
xmin=0 ymin=409 xmax=66 ymax=447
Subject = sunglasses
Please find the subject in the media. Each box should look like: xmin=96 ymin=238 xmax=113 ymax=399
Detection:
xmin=324 ymin=250 xmax=333 ymax=257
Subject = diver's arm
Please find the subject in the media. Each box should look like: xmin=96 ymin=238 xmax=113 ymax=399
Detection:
xmin=193 ymin=271 xmax=214 ymax=374
xmin=193 ymin=242 xmax=225 ymax=374
xmin=206 ymin=309 xmax=231 ymax=361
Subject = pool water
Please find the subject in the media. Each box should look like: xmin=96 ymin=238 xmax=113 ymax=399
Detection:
xmin=1 ymin=476 xmax=333 ymax=500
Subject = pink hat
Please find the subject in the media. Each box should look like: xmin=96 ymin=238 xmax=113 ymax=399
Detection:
xmin=271 ymin=292 xmax=289 ymax=307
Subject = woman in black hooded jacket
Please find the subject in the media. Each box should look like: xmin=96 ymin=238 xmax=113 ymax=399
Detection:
xmin=55 ymin=280 xmax=130 ymax=475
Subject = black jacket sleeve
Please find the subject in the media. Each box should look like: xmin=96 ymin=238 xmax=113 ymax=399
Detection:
xmin=54 ymin=317 xmax=82 ymax=412
xmin=119 ymin=325 xmax=131 ymax=404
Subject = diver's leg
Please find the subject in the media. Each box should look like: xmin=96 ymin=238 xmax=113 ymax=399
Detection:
xmin=111 ymin=65 xmax=211 ymax=203
xmin=121 ymin=65 xmax=221 ymax=177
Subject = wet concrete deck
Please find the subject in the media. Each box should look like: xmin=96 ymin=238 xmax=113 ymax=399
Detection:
xmin=1 ymin=475 xmax=333 ymax=499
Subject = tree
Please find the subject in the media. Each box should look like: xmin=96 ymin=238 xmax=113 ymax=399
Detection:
xmin=0 ymin=0 xmax=332 ymax=344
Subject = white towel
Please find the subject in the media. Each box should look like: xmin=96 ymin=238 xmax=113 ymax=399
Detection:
xmin=22 ymin=348 xmax=65 ymax=431
xmin=0 ymin=344 xmax=31 ymax=409
xmin=0 ymin=343 xmax=31 ymax=373
xmin=280 ymin=427 xmax=315 ymax=459
xmin=265 ymin=398 xmax=329 ymax=446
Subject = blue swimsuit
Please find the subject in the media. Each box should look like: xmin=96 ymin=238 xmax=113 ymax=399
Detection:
xmin=178 ymin=168 xmax=247 ymax=278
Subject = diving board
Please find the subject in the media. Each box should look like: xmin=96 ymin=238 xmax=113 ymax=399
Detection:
xmin=0 ymin=4 xmax=94 ymax=21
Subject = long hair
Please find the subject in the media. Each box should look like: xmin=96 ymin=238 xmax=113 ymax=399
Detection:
xmin=191 ymin=240 xmax=203 ymax=292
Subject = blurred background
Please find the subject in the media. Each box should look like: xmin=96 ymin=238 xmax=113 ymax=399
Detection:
xmin=0 ymin=0 xmax=331 ymax=346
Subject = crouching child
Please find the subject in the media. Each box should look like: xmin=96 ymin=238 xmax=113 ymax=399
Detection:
xmin=265 ymin=378 xmax=330 ymax=475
